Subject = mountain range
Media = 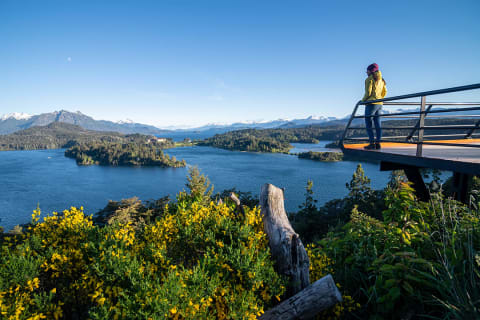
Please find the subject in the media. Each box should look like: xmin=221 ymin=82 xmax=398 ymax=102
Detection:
xmin=0 ymin=110 xmax=169 ymax=135
xmin=0 ymin=110 xmax=346 ymax=136
xmin=176 ymin=115 xmax=343 ymax=132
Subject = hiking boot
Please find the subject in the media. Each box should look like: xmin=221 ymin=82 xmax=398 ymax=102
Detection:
xmin=364 ymin=143 xmax=376 ymax=150
xmin=375 ymin=142 xmax=381 ymax=150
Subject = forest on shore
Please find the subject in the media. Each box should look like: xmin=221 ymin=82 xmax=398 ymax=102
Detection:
xmin=0 ymin=122 xmax=174 ymax=151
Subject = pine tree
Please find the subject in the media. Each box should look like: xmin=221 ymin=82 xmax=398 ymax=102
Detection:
xmin=299 ymin=180 xmax=317 ymax=213
xmin=346 ymin=164 xmax=372 ymax=201
xmin=186 ymin=166 xmax=214 ymax=202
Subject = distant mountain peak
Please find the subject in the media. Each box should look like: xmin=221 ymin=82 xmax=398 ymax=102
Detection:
xmin=117 ymin=119 xmax=135 ymax=124
xmin=1 ymin=112 xmax=33 ymax=121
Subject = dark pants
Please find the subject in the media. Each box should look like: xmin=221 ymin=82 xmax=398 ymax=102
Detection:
xmin=365 ymin=104 xmax=382 ymax=143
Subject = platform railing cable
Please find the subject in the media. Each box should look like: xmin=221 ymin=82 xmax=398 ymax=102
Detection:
xmin=341 ymin=83 xmax=480 ymax=157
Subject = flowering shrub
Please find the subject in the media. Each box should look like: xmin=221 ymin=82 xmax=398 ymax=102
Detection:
xmin=0 ymin=195 xmax=285 ymax=319
xmin=306 ymin=244 xmax=359 ymax=320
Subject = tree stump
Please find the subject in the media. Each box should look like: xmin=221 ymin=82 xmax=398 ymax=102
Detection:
xmin=260 ymin=183 xmax=310 ymax=296
xmin=260 ymin=274 xmax=342 ymax=320
xmin=229 ymin=192 xmax=245 ymax=216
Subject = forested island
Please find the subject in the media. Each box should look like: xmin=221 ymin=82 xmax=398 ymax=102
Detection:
xmin=298 ymin=151 xmax=344 ymax=161
xmin=198 ymin=126 xmax=344 ymax=152
xmin=64 ymin=141 xmax=186 ymax=167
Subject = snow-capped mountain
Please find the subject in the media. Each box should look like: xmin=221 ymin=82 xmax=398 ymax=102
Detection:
xmin=1 ymin=112 xmax=33 ymax=121
xmin=279 ymin=115 xmax=341 ymax=128
xmin=116 ymin=119 xmax=135 ymax=124
xmin=0 ymin=110 xmax=169 ymax=135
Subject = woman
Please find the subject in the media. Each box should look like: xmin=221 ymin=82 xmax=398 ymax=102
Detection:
xmin=362 ymin=63 xmax=387 ymax=150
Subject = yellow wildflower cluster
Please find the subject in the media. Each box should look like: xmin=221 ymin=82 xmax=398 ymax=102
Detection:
xmin=306 ymin=243 xmax=334 ymax=281
xmin=0 ymin=275 xmax=63 ymax=320
xmin=0 ymin=197 xmax=285 ymax=319
xmin=306 ymin=243 xmax=360 ymax=319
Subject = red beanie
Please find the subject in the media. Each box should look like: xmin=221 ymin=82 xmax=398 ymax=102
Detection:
xmin=367 ymin=63 xmax=379 ymax=73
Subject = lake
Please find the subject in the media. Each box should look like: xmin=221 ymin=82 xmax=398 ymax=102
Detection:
xmin=289 ymin=141 xmax=339 ymax=153
xmin=0 ymin=143 xmax=391 ymax=231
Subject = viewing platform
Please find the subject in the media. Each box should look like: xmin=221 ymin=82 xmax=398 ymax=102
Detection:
xmin=341 ymin=83 xmax=480 ymax=202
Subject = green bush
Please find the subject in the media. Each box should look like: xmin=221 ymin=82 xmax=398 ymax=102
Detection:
xmin=293 ymin=165 xmax=386 ymax=242
xmin=316 ymin=183 xmax=480 ymax=319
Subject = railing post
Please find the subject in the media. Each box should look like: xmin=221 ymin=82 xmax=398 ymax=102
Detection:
xmin=340 ymin=101 xmax=361 ymax=149
xmin=416 ymin=96 xmax=426 ymax=157
xmin=465 ymin=119 xmax=480 ymax=139
xmin=407 ymin=104 xmax=432 ymax=141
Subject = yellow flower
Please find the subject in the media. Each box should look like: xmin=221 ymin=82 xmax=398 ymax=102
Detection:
xmin=97 ymin=297 xmax=106 ymax=306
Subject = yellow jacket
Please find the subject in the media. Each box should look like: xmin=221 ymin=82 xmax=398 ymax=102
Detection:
xmin=362 ymin=70 xmax=387 ymax=104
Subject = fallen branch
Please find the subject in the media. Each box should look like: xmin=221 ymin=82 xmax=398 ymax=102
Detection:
xmin=260 ymin=274 xmax=342 ymax=320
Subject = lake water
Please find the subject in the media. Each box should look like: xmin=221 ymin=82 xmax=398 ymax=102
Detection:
xmin=0 ymin=143 xmax=391 ymax=231
xmin=289 ymin=141 xmax=339 ymax=153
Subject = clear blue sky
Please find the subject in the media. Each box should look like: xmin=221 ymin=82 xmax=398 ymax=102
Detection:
xmin=1 ymin=0 xmax=479 ymax=127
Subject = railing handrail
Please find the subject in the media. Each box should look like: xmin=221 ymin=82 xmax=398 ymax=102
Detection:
xmin=359 ymin=83 xmax=480 ymax=105
xmin=353 ymin=105 xmax=480 ymax=118
xmin=381 ymin=102 xmax=480 ymax=106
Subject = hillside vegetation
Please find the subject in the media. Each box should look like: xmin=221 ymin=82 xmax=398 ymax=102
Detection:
xmin=293 ymin=167 xmax=480 ymax=319
xmin=0 ymin=169 xmax=284 ymax=319
xmin=0 ymin=122 xmax=171 ymax=151
xmin=1 ymin=167 xmax=479 ymax=319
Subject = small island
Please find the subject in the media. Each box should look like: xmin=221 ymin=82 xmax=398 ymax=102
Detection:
xmin=298 ymin=151 xmax=344 ymax=162
xmin=65 ymin=141 xmax=186 ymax=167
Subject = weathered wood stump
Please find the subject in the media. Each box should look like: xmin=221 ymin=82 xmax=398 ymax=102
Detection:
xmin=229 ymin=192 xmax=245 ymax=216
xmin=260 ymin=274 xmax=342 ymax=320
xmin=260 ymin=183 xmax=310 ymax=296
xmin=259 ymin=183 xmax=342 ymax=319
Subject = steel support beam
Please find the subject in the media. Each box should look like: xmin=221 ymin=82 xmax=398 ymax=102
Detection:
xmin=380 ymin=161 xmax=430 ymax=202
xmin=452 ymin=172 xmax=472 ymax=204
xmin=416 ymin=96 xmax=426 ymax=157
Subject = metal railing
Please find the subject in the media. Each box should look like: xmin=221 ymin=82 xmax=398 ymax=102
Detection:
xmin=341 ymin=83 xmax=480 ymax=157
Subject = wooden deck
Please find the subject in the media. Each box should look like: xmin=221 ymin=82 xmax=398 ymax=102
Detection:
xmin=343 ymin=139 xmax=480 ymax=175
